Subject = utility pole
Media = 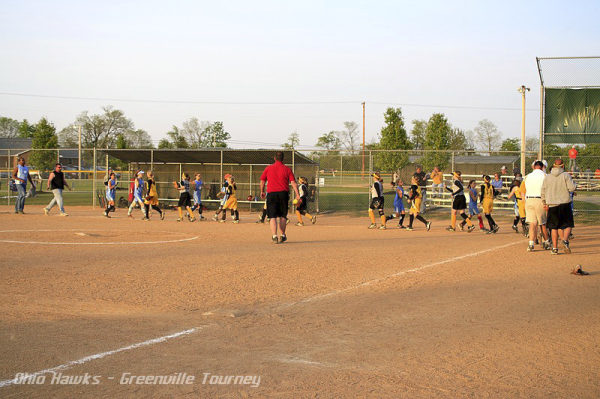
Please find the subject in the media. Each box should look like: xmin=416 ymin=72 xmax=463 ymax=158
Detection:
xmin=518 ymin=86 xmax=530 ymax=175
xmin=362 ymin=102 xmax=365 ymax=178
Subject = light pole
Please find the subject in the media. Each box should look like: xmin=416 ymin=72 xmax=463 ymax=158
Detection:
xmin=74 ymin=124 xmax=82 ymax=180
xmin=518 ymin=85 xmax=530 ymax=175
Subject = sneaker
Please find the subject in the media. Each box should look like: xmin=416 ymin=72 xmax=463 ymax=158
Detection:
xmin=233 ymin=220 xmax=239 ymax=224
xmin=103 ymin=211 xmax=108 ymax=218
xmin=44 ymin=208 xmax=49 ymax=216
xmin=127 ymin=214 xmax=133 ymax=219
xmin=492 ymin=225 xmax=500 ymax=234
xmin=176 ymin=218 xmax=182 ymax=222
xmin=486 ymin=229 xmax=494 ymax=234
xmin=280 ymin=235 xmax=287 ymax=243
xmin=256 ymin=219 xmax=264 ymax=224
xmin=161 ymin=212 xmax=165 ymax=220
xmin=406 ymin=226 xmax=414 ymax=231
xmin=141 ymin=216 xmax=148 ymax=221
xmin=212 ymin=215 xmax=218 ymax=221
xmin=378 ymin=225 xmax=386 ymax=230
xmin=512 ymin=225 xmax=519 ymax=233
xmin=219 ymin=219 xmax=225 ymax=223
xmin=562 ymin=240 xmax=571 ymax=254
xmin=286 ymin=218 xmax=290 ymax=225
xmin=527 ymin=244 xmax=534 ymax=252
xmin=200 ymin=216 xmax=206 ymax=220
xmin=296 ymin=222 xmax=304 ymax=226
xmin=60 ymin=213 xmax=68 ymax=217
xmin=19 ymin=211 xmax=24 ymax=214
xmin=569 ymin=233 xmax=574 ymax=240
xmin=398 ymin=225 xmax=406 ymax=229
xmin=542 ymin=241 xmax=551 ymax=251
xmin=458 ymin=224 xmax=464 ymax=231
xmin=272 ymin=236 xmax=279 ymax=244
xmin=468 ymin=225 xmax=476 ymax=233
xmin=446 ymin=226 xmax=455 ymax=232
xmin=311 ymin=216 xmax=317 ymax=225
xmin=368 ymin=223 xmax=377 ymax=229
xmin=189 ymin=217 xmax=196 ymax=222
xmin=522 ymin=226 xmax=529 ymax=236
xmin=426 ymin=221 xmax=432 ymax=231
xmin=551 ymin=248 xmax=559 ymax=255
xmin=185 ymin=212 xmax=189 ymax=218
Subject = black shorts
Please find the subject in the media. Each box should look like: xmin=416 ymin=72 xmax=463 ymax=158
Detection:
xmin=369 ymin=197 xmax=384 ymax=210
xmin=452 ymin=195 xmax=467 ymax=210
xmin=178 ymin=192 xmax=192 ymax=208
xmin=546 ymin=203 xmax=574 ymax=230
xmin=296 ymin=197 xmax=308 ymax=214
xmin=267 ymin=191 xmax=289 ymax=219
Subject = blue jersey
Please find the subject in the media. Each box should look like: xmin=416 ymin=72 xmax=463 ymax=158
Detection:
xmin=194 ymin=179 xmax=203 ymax=194
xmin=135 ymin=177 xmax=144 ymax=197
xmin=394 ymin=186 xmax=404 ymax=206
xmin=16 ymin=164 xmax=29 ymax=186
xmin=106 ymin=178 xmax=116 ymax=200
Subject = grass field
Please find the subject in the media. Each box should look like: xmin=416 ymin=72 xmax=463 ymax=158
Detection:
xmin=0 ymin=206 xmax=598 ymax=397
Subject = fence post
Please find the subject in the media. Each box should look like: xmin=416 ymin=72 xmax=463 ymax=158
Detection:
xmin=316 ymin=159 xmax=320 ymax=213
xmin=150 ymin=149 xmax=154 ymax=172
xmin=249 ymin=164 xmax=253 ymax=213
xmin=93 ymin=148 xmax=97 ymax=209
xmin=451 ymin=151 xmax=455 ymax=172
xmin=220 ymin=150 xmax=223 ymax=181
xmin=292 ymin=150 xmax=295 ymax=174
xmin=340 ymin=154 xmax=343 ymax=186
xmin=6 ymin=149 xmax=10 ymax=206
xmin=368 ymin=151 xmax=373 ymax=206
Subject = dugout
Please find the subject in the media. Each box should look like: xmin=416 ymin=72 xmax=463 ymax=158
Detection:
xmin=101 ymin=148 xmax=319 ymax=211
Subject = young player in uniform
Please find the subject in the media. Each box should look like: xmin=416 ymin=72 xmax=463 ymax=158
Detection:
xmin=213 ymin=174 xmax=230 ymax=222
xmin=294 ymin=176 xmax=316 ymax=226
xmin=445 ymin=171 xmax=474 ymax=232
xmin=507 ymin=176 xmax=528 ymax=235
xmin=368 ymin=172 xmax=387 ymax=230
xmin=406 ymin=176 xmax=431 ymax=231
xmin=221 ymin=175 xmax=239 ymax=223
xmin=461 ymin=180 xmax=485 ymax=231
xmin=174 ymin=173 xmax=195 ymax=222
xmin=481 ymin=175 xmax=499 ymax=234
xmin=386 ymin=178 xmax=406 ymax=228
xmin=128 ymin=170 xmax=147 ymax=219
xmin=103 ymin=172 xmax=117 ymax=218
xmin=189 ymin=173 xmax=206 ymax=220
xmin=143 ymin=171 xmax=165 ymax=221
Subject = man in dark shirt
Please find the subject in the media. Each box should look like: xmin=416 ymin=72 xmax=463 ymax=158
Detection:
xmin=44 ymin=163 xmax=71 ymax=216
xmin=413 ymin=166 xmax=428 ymax=213
xmin=260 ymin=151 xmax=301 ymax=244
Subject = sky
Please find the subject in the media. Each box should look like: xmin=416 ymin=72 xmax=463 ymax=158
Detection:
xmin=1 ymin=0 xmax=599 ymax=150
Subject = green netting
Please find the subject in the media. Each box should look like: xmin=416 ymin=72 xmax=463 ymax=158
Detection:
xmin=544 ymin=88 xmax=600 ymax=144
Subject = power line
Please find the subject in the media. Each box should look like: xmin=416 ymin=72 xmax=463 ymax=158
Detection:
xmin=0 ymin=92 xmax=540 ymax=111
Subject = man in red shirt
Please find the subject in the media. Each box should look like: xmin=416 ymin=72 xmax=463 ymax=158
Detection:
xmin=260 ymin=151 xmax=301 ymax=244
xmin=568 ymin=145 xmax=578 ymax=172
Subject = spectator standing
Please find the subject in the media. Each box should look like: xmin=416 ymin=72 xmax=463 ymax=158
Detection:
xmin=430 ymin=166 xmax=443 ymax=198
xmin=44 ymin=163 xmax=71 ymax=216
xmin=12 ymin=157 xmax=35 ymax=214
xmin=521 ymin=161 xmax=551 ymax=252
xmin=260 ymin=151 xmax=301 ymax=244
xmin=541 ymin=159 xmax=576 ymax=255
xmin=568 ymin=146 xmax=578 ymax=172
xmin=491 ymin=172 xmax=504 ymax=196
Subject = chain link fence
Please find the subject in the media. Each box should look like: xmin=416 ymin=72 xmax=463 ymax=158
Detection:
xmin=2 ymin=148 xmax=599 ymax=221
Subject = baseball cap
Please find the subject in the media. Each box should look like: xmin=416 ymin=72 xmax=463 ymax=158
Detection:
xmin=553 ymin=158 xmax=565 ymax=167
xmin=224 ymin=174 xmax=232 ymax=180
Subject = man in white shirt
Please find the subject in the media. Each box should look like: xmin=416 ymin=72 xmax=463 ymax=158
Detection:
xmin=521 ymin=160 xmax=550 ymax=252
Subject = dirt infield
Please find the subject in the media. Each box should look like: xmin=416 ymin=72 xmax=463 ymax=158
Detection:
xmin=0 ymin=205 xmax=598 ymax=398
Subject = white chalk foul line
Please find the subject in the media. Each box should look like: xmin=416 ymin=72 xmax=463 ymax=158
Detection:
xmin=0 ymin=327 xmax=202 ymax=388
xmin=278 ymin=240 xmax=523 ymax=309
xmin=0 ymin=236 xmax=199 ymax=245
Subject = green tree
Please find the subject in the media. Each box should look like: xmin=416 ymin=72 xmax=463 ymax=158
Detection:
xmin=500 ymin=138 xmax=520 ymax=152
xmin=316 ymin=131 xmax=341 ymax=152
xmin=375 ymin=107 xmax=411 ymax=172
xmin=29 ymin=117 xmax=58 ymax=176
xmin=421 ymin=113 xmax=451 ymax=170
xmin=410 ymin=119 xmax=427 ymax=150
xmin=282 ymin=131 xmax=300 ymax=149
xmin=75 ymin=106 xmax=135 ymax=148
xmin=337 ymin=121 xmax=360 ymax=152
xmin=160 ymin=126 xmax=189 ymax=149
xmin=18 ymin=119 xmax=36 ymax=138
xmin=448 ymin=128 xmax=474 ymax=152
xmin=204 ymin=121 xmax=230 ymax=147
xmin=0 ymin=116 xmax=20 ymax=138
